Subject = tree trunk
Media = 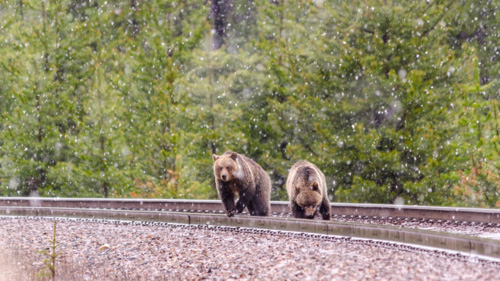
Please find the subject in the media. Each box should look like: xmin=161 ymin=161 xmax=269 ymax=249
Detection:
xmin=211 ymin=0 xmax=231 ymax=50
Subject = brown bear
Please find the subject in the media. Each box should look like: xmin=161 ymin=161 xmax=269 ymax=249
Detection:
xmin=286 ymin=160 xmax=331 ymax=220
xmin=212 ymin=151 xmax=271 ymax=217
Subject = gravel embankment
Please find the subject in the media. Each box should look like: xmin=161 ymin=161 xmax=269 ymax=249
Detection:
xmin=333 ymin=216 xmax=500 ymax=240
xmin=0 ymin=217 xmax=498 ymax=281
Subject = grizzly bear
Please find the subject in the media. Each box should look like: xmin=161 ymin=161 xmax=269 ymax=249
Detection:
xmin=212 ymin=151 xmax=271 ymax=217
xmin=286 ymin=160 xmax=331 ymax=220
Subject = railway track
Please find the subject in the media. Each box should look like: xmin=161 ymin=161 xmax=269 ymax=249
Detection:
xmin=2 ymin=197 xmax=500 ymax=224
xmin=2 ymin=197 xmax=500 ymax=262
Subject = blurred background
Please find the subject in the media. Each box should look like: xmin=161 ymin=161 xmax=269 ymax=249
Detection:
xmin=0 ymin=0 xmax=499 ymax=207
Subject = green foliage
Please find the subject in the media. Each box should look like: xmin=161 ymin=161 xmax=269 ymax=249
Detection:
xmin=0 ymin=0 xmax=499 ymax=207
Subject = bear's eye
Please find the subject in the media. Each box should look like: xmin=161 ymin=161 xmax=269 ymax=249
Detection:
xmin=219 ymin=167 xmax=223 ymax=171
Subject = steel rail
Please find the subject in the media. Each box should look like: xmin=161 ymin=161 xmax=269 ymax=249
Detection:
xmin=1 ymin=205 xmax=500 ymax=261
xmin=2 ymin=197 xmax=500 ymax=223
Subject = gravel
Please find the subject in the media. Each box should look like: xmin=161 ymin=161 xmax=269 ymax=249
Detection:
xmin=332 ymin=216 xmax=500 ymax=240
xmin=0 ymin=217 xmax=498 ymax=281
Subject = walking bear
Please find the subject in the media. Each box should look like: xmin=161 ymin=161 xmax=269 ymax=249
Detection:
xmin=212 ymin=151 xmax=271 ymax=217
xmin=286 ymin=160 xmax=331 ymax=220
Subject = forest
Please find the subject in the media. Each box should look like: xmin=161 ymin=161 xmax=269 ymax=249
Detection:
xmin=0 ymin=0 xmax=499 ymax=207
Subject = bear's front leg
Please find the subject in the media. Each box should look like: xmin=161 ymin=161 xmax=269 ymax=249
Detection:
xmin=319 ymin=196 xmax=331 ymax=220
xmin=236 ymin=188 xmax=255 ymax=214
xmin=291 ymin=201 xmax=305 ymax=219
xmin=219 ymin=188 xmax=237 ymax=217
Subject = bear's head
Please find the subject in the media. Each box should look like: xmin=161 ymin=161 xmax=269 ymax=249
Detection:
xmin=295 ymin=182 xmax=322 ymax=218
xmin=213 ymin=152 xmax=239 ymax=182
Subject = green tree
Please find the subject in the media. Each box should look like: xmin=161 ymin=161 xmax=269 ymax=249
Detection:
xmin=1 ymin=0 xmax=500 ymax=207
xmin=0 ymin=0 xmax=82 ymax=196
xmin=121 ymin=0 xmax=211 ymax=198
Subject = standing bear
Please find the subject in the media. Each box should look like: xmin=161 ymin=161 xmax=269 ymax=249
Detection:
xmin=212 ymin=151 xmax=271 ymax=217
xmin=286 ymin=160 xmax=331 ymax=220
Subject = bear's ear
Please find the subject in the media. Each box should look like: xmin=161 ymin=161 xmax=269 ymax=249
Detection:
xmin=212 ymin=154 xmax=219 ymax=161
xmin=230 ymin=152 xmax=238 ymax=160
xmin=312 ymin=182 xmax=320 ymax=192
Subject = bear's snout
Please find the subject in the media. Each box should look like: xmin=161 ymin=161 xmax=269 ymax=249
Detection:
xmin=304 ymin=206 xmax=317 ymax=218
xmin=221 ymin=173 xmax=229 ymax=181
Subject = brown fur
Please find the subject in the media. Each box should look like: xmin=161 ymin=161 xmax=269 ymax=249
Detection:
xmin=286 ymin=160 xmax=331 ymax=220
xmin=212 ymin=151 xmax=271 ymax=217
